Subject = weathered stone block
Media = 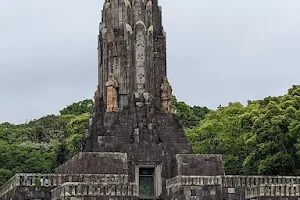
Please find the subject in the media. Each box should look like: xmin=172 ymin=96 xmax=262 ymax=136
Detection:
xmin=56 ymin=152 xmax=128 ymax=175
xmin=176 ymin=154 xmax=225 ymax=176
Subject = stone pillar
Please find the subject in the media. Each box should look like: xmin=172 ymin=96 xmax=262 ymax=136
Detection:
xmin=100 ymin=185 xmax=105 ymax=195
xmin=296 ymin=185 xmax=300 ymax=196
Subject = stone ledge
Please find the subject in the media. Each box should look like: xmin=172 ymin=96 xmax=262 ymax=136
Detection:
xmin=166 ymin=176 xmax=300 ymax=189
xmin=223 ymin=175 xmax=300 ymax=188
xmin=51 ymin=182 xmax=138 ymax=200
xmin=166 ymin=176 xmax=300 ymax=200
xmin=0 ymin=173 xmax=128 ymax=199
xmin=166 ymin=176 xmax=223 ymax=189
xmin=246 ymin=184 xmax=300 ymax=199
xmin=0 ymin=185 xmax=54 ymax=200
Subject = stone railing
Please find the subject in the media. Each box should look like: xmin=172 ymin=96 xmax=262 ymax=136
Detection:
xmin=0 ymin=174 xmax=56 ymax=199
xmin=49 ymin=174 xmax=128 ymax=184
xmin=245 ymin=184 xmax=300 ymax=199
xmin=0 ymin=174 xmax=19 ymax=199
xmin=166 ymin=175 xmax=300 ymax=189
xmin=166 ymin=176 xmax=222 ymax=189
xmin=223 ymin=175 xmax=300 ymax=188
xmin=51 ymin=182 xmax=138 ymax=200
xmin=0 ymin=173 xmax=128 ymax=199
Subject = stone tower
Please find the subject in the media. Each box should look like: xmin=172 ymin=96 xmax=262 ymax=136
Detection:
xmin=97 ymin=0 xmax=167 ymax=112
xmin=57 ymin=0 xmax=224 ymax=199
xmin=57 ymin=0 xmax=223 ymax=198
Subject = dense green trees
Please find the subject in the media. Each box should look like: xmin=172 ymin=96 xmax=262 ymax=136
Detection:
xmin=0 ymin=86 xmax=300 ymax=186
xmin=59 ymin=99 xmax=93 ymax=116
xmin=187 ymin=85 xmax=300 ymax=176
xmin=64 ymin=113 xmax=90 ymax=159
xmin=0 ymin=101 xmax=91 ymax=186
xmin=173 ymin=96 xmax=210 ymax=129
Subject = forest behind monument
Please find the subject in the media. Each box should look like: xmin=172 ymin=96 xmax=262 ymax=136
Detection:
xmin=0 ymin=85 xmax=300 ymax=186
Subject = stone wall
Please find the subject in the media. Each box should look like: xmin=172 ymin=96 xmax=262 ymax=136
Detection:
xmin=175 ymin=154 xmax=225 ymax=176
xmin=2 ymin=173 xmax=300 ymax=199
xmin=166 ymin=176 xmax=223 ymax=199
xmin=223 ymin=176 xmax=300 ymax=188
xmin=245 ymin=184 xmax=300 ymax=200
xmin=51 ymin=182 xmax=138 ymax=200
xmin=0 ymin=173 xmax=128 ymax=200
xmin=56 ymin=152 xmax=128 ymax=174
xmin=223 ymin=176 xmax=300 ymax=199
xmin=0 ymin=185 xmax=54 ymax=200
xmin=166 ymin=176 xmax=300 ymax=200
xmin=168 ymin=185 xmax=223 ymax=200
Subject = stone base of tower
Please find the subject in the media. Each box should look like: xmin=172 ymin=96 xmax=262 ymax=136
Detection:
xmin=53 ymin=151 xmax=224 ymax=199
xmin=84 ymin=110 xmax=193 ymax=153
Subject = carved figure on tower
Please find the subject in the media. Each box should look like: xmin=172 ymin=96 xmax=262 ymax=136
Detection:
xmin=94 ymin=87 xmax=100 ymax=101
xmin=105 ymin=73 xmax=119 ymax=112
xmin=160 ymin=76 xmax=173 ymax=113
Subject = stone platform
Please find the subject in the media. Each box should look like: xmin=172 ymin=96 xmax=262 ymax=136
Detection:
xmin=2 ymin=172 xmax=300 ymax=200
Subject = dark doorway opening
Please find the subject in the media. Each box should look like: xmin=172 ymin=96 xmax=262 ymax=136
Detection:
xmin=139 ymin=168 xmax=155 ymax=198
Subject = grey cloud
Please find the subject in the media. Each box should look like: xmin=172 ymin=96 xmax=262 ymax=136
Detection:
xmin=0 ymin=0 xmax=300 ymax=123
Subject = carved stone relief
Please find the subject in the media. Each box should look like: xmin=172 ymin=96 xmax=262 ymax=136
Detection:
xmin=135 ymin=21 xmax=147 ymax=94
xmin=105 ymin=73 xmax=119 ymax=112
xmin=160 ymin=77 xmax=173 ymax=113
xmin=94 ymin=87 xmax=100 ymax=99
xmin=133 ymin=0 xmax=143 ymax=22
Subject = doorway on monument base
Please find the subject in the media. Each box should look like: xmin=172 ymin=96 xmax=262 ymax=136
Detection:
xmin=135 ymin=163 xmax=162 ymax=199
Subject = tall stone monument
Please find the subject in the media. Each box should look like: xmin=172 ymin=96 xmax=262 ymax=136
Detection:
xmin=1 ymin=0 xmax=300 ymax=200
xmin=56 ymin=0 xmax=224 ymax=198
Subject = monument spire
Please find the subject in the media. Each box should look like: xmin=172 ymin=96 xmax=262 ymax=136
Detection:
xmin=97 ymin=0 xmax=167 ymax=111
xmin=82 ymin=0 xmax=192 ymax=197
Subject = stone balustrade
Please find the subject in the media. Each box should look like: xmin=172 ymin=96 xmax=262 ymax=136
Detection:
xmin=166 ymin=175 xmax=300 ymax=189
xmin=51 ymin=182 xmax=138 ymax=200
xmin=3 ymin=174 xmax=300 ymax=199
xmin=0 ymin=173 xmax=128 ymax=199
xmin=223 ymin=175 xmax=300 ymax=188
xmin=245 ymin=184 xmax=300 ymax=199
xmin=0 ymin=175 xmax=19 ymax=199
xmin=166 ymin=176 xmax=222 ymax=189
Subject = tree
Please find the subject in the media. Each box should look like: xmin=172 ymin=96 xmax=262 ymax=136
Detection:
xmin=0 ymin=100 xmax=90 ymax=186
xmin=59 ymin=99 xmax=93 ymax=116
xmin=65 ymin=113 xmax=90 ymax=159
xmin=187 ymin=85 xmax=300 ymax=176
xmin=173 ymin=96 xmax=210 ymax=129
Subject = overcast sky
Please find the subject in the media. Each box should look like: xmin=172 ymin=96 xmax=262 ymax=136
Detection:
xmin=1 ymin=0 xmax=300 ymax=124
